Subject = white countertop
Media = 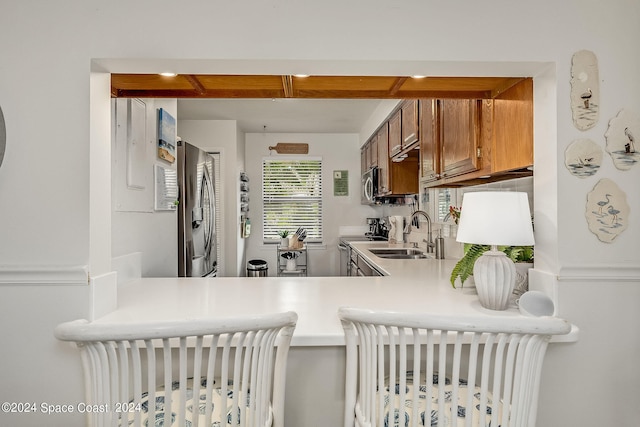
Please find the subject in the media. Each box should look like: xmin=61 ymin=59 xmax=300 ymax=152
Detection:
xmin=97 ymin=241 xmax=576 ymax=346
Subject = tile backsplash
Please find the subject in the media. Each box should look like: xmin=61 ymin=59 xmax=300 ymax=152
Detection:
xmin=421 ymin=176 xmax=533 ymax=220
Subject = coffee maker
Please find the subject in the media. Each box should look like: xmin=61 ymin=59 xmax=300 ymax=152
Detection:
xmin=365 ymin=217 xmax=388 ymax=240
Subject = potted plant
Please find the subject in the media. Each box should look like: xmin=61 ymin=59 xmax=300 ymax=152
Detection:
xmin=450 ymin=244 xmax=534 ymax=292
xmin=278 ymin=230 xmax=290 ymax=247
xmin=448 ymin=205 xmax=462 ymax=225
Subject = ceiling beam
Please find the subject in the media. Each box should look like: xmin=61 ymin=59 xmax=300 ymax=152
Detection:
xmin=109 ymin=74 xmax=528 ymax=99
xmin=281 ymin=75 xmax=294 ymax=98
xmin=389 ymin=77 xmax=408 ymax=96
xmin=488 ymin=78 xmax=526 ymax=98
xmin=184 ymin=75 xmax=206 ymax=95
xmin=112 ymin=88 xmax=496 ymax=99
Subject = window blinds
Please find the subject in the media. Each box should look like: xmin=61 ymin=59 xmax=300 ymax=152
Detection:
xmin=262 ymin=158 xmax=323 ymax=243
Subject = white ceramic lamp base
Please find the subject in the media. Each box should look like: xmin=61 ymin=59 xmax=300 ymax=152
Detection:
xmin=473 ymin=250 xmax=516 ymax=310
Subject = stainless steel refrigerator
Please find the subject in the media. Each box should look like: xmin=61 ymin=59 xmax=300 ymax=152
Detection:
xmin=177 ymin=141 xmax=217 ymax=277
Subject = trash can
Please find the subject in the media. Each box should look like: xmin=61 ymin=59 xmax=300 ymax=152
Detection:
xmin=247 ymin=259 xmax=268 ymax=277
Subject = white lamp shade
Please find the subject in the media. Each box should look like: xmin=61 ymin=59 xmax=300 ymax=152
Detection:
xmin=456 ymin=192 xmax=534 ymax=246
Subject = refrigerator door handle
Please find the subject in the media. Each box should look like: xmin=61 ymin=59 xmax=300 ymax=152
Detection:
xmin=202 ymin=166 xmax=215 ymax=256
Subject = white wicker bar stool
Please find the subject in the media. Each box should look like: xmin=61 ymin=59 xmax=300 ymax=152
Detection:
xmin=55 ymin=311 xmax=297 ymax=427
xmin=339 ymin=307 xmax=570 ymax=427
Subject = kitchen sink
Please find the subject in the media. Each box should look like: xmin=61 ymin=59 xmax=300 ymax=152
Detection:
xmin=368 ymin=248 xmax=431 ymax=259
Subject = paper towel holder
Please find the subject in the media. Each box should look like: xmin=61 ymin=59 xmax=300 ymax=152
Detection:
xmin=388 ymin=215 xmax=405 ymax=243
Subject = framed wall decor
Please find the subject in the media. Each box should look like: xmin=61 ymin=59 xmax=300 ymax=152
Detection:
xmin=157 ymin=108 xmax=176 ymax=163
xmin=333 ymin=170 xmax=348 ymax=196
xmin=605 ymin=108 xmax=640 ymax=170
xmin=570 ymin=50 xmax=600 ymax=131
xmin=585 ymin=178 xmax=629 ymax=243
xmin=565 ymin=138 xmax=602 ymax=178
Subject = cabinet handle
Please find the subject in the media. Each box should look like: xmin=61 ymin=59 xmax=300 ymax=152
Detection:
xmin=403 ymin=133 xmax=416 ymax=143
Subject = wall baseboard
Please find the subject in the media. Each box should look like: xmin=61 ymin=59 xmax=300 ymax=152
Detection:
xmin=0 ymin=266 xmax=89 ymax=285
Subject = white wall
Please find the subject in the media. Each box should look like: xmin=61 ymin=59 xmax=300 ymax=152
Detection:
xmin=0 ymin=1 xmax=639 ymax=425
xmin=111 ymin=98 xmax=179 ymax=277
xmin=245 ymin=132 xmax=379 ymax=276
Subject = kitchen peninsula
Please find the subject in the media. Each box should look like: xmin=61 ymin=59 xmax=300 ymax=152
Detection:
xmin=97 ymin=241 xmax=576 ymax=427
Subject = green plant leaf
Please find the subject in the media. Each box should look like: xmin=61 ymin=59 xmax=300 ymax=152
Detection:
xmin=450 ymin=244 xmax=489 ymax=288
xmin=501 ymin=245 xmax=534 ymax=262
xmin=450 ymin=244 xmax=534 ymax=289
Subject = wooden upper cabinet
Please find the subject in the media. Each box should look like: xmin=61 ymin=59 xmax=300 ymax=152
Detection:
xmin=388 ymin=110 xmax=402 ymax=157
xmin=368 ymin=133 xmax=378 ymax=167
xmin=401 ymin=99 xmax=419 ymax=148
xmin=420 ymin=78 xmax=533 ymax=188
xmin=419 ymin=99 xmax=439 ymax=181
xmin=376 ymin=123 xmax=390 ymax=194
xmin=360 ymin=141 xmax=369 ymax=174
xmin=380 ymin=111 xmax=419 ymax=196
xmin=361 ymin=134 xmax=379 ymax=174
xmin=439 ymin=99 xmax=481 ymax=179
xmin=490 ymin=78 xmax=533 ymax=171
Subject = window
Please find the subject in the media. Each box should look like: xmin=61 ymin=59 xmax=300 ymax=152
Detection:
xmin=437 ymin=188 xmax=454 ymax=222
xmin=262 ymin=157 xmax=323 ymax=243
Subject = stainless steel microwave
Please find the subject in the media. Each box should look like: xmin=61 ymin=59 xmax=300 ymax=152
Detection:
xmin=361 ymin=167 xmax=379 ymax=204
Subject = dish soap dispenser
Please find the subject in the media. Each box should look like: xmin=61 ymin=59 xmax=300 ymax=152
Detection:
xmin=435 ymin=230 xmax=445 ymax=259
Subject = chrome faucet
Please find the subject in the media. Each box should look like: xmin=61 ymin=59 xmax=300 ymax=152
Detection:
xmin=404 ymin=210 xmax=435 ymax=253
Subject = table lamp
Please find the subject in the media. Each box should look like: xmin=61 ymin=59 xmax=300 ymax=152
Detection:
xmin=456 ymin=191 xmax=535 ymax=310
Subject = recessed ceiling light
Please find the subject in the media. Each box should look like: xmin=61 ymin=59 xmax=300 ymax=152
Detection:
xmin=159 ymin=72 xmax=177 ymax=77
xmin=294 ymin=74 xmax=309 ymax=78
xmin=412 ymin=75 xmax=426 ymax=79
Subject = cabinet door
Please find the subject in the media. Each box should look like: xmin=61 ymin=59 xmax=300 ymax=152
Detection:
xmin=440 ymin=99 xmax=480 ymax=178
xmin=368 ymin=133 xmax=378 ymax=167
xmin=491 ymin=78 xmax=533 ymax=172
xmin=401 ymin=99 xmax=419 ymax=148
xmin=388 ymin=110 xmax=402 ymax=157
xmin=419 ymin=99 xmax=438 ymax=181
xmin=377 ymin=123 xmax=390 ymax=194
xmin=360 ymin=143 xmax=368 ymax=174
